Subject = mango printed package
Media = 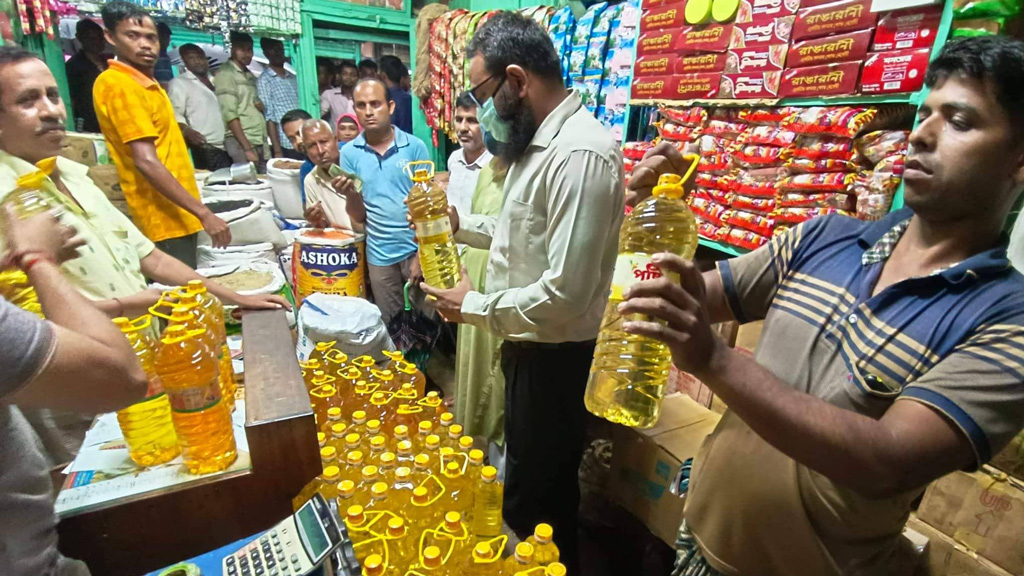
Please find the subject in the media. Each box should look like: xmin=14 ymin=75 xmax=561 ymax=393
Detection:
xmin=872 ymin=5 xmax=942 ymax=51
xmin=639 ymin=5 xmax=687 ymax=34
xmin=792 ymin=0 xmax=878 ymax=41
xmin=725 ymin=44 xmax=790 ymax=72
xmin=859 ymin=48 xmax=930 ymax=94
xmin=730 ymin=16 xmax=795 ymax=48
xmin=780 ymin=61 xmax=861 ymax=97
xmin=735 ymin=0 xmax=802 ymax=22
xmin=786 ymin=29 xmax=872 ymax=67
xmin=718 ymin=72 xmax=782 ymax=99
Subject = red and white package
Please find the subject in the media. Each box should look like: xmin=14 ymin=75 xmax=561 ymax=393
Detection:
xmin=624 ymin=156 xmax=637 ymax=174
xmin=657 ymin=121 xmax=701 ymax=142
xmin=725 ymin=45 xmax=790 ymax=73
xmin=779 ymin=61 xmax=861 ymax=98
xmin=724 ymin=208 xmax=776 ymax=236
xmin=772 ymin=206 xmax=848 ymax=224
xmin=735 ymin=0 xmax=802 ymax=22
xmin=738 ymin=125 xmax=799 ymax=147
xmin=718 ymin=72 xmax=782 ymax=99
xmin=698 ymin=219 xmax=725 ymax=240
xmin=677 ymin=53 xmax=730 ymax=73
xmin=872 ymin=5 xmax=942 ymax=52
xmin=731 ymin=168 xmax=785 ymax=197
xmin=859 ymin=48 xmax=930 ymax=95
xmin=676 ymin=23 xmax=735 ymax=54
xmin=783 ymin=106 xmax=876 ymax=138
xmin=722 ymin=226 xmax=771 ymax=250
xmin=854 ymin=130 xmax=909 ymax=165
xmin=699 ymin=135 xmax=731 ymax=154
xmin=660 ymin=106 xmax=708 ymax=127
xmin=778 ymin=172 xmax=856 ymax=193
xmin=777 ymin=191 xmax=855 ymax=210
xmin=637 ymin=29 xmax=679 ymax=57
xmin=631 ymin=75 xmax=672 ymax=99
xmin=730 ymin=16 xmax=795 ymax=48
xmin=689 ymin=196 xmax=730 ymax=226
xmin=667 ymin=74 xmax=724 ymax=99
xmin=639 ymin=5 xmax=687 ymax=34
xmin=693 ymin=187 xmax=732 ymax=205
xmin=644 ymin=0 xmax=687 ymax=7
xmin=792 ymin=0 xmax=877 ymax=42
xmin=623 ymin=141 xmax=654 ymax=160
xmin=738 ymin=107 xmax=800 ymax=124
xmin=732 ymin=145 xmax=786 ymax=167
xmin=699 ymin=153 xmax=733 ymax=174
xmin=695 ymin=173 xmax=735 ymax=192
xmin=634 ymin=54 xmax=678 ymax=78
xmin=783 ymin=134 xmax=856 ymax=160
xmin=784 ymin=157 xmax=858 ymax=173
xmin=729 ymin=194 xmax=778 ymax=214
xmin=786 ymin=29 xmax=872 ymax=68
xmin=704 ymin=119 xmax=748 ymax=138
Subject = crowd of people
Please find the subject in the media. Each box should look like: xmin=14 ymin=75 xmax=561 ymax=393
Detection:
xmin=3 ymin=3 xmax=1024 ymax=576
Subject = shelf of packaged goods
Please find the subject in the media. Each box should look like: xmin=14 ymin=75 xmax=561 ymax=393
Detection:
xmin=698 ymin=236 xmax=749 ymax=257
xmin=628 ymin=90 xmax=926 ymax=109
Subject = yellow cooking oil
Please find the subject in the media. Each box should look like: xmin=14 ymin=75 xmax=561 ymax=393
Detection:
xmin=155 ymin=325 xmax=237 ymax=474
xmin=472 ymin=466 xmax=503 ymax=538
xmin=584 ymin=168 xmax=699 ymax=429
xmin=405 ymin=160 xmax=461 ymax=289
xmin=113 ymin=315 xmax=179 ymax=467
xmin=393 ymin=361 xmax=426 ymax=397
xmin=301 ymin=358 xmax=324 ymax=390
xmin=0 ymin=163 xmax=58 ymax=318
xmin=382 ymin=517 xmax=416 ymax=573
xmin=526 ymin=523 xmax=560 ymax=566
xmin=180 ymin=280 xmax=235 ymax=411
xmin=503 ymin=543 xmax=537 ymax=576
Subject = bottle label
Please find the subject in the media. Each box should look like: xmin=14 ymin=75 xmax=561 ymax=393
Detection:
xmin=145 ymin=375 xmax=165 ymax=399
xmin=415 ymin=216 xmax=452 ymax=239
xmin=609 ymin=253 xmax=676 ymax=300
xmin=166 ymin=379 xmax=222 ymax=413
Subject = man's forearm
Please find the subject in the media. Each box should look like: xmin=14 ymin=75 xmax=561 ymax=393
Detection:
xmin=268 ymin=121 xmax=282 ymax=155
xmin=28 ymin=260 xmax=131 ymax=350
xmin=134 ymin=156 xmax=211 ymax=219
xmin=226 ymin=118 xmax=253 ymax=151
xmin=346 ymin=193 xmax=367 ymax=225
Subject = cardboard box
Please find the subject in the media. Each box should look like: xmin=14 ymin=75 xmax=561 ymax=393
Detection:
xmin=734 ymin=320 xmax=764 ymax=352
xmin=989 ymin=430 xmax=1024 ymax=482
xmin=643 ymin=0 xmax=687 ymax=7
xmin=905 ymin=515 xmax=1016 ymax=576
xmin=60 ymin=132 xmax=110 ymax=167
xmin=780 ymin=60 xmax=861 ymax=97
xmin=730 ymin=15 xmax=796 ymax=48
xmin=608 ymin=394 xmax=722 ymax=546
xmin=873 ymin=5 xmax=942 ymax=51
xmin=676 ymin=22 xmax=735 ymax=54
xmin=792 ymin=0 xmax=878 ymax=41
xmin=859 ymin=47 xmax=929 ymax=94
xmin=668 ymin=73 xmax=724 ymax=98
xmin=725 ymin=44 xmax=790 ymax=72
xmin=787 ymin=29 xmax=872 ymax=67
xmin=718 ymin=71 xmax=782 ymax=98
xmin=634 ymin=54 xmax=679 ymax=77
xmin=86 ymin=164 xmax=123 ymax=201
xmin=736 ymin=0 xmax=802 ymax=22
xmin=677 ymin=52 xmax=730 ymax=73
xmin=639 ymin=5 xmax=687 ymax=34
xmin=637 ymin=29 xmax=678 ymax=57
xmin=631 ymin=75 xmax=673 ymax=99
xmin=916 ymin=469 xmax=1024 ymax=575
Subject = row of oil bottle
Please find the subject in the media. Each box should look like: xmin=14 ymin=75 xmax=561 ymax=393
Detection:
xmin=111 ymin=280 xmax=239 ymax=475
xmin=295 ymin=342 xmax=563 ymax=576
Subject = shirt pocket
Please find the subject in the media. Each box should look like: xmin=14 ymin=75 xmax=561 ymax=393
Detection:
xmin=506 ymin=198 xmax=536 ymax=288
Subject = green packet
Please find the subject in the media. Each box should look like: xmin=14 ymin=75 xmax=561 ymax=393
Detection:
xmin=954 ymin=0 xmax=1020 ymax=20
xmin=327 ymin=164 xmax=363 ymax=194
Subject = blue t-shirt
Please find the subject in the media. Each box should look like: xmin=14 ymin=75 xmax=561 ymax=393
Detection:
xmin=341 ymin=127 xmax=427 ymax=266
xmin=390 ymin=88 xmax=413 ymax=135
xmin=299 ymin=159 xmax=314 ymax=204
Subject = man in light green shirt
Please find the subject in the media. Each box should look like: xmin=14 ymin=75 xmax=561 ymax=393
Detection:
xmin=214 ymin=31 xmax=266 ymax=170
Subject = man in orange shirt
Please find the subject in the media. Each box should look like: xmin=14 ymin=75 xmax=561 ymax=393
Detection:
xmin=93 ymin=1 xmax=229 ymax=268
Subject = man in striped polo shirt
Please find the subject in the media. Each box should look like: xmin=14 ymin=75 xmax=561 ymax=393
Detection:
xmin=623 ymin=36 xmax=1024 ymax=576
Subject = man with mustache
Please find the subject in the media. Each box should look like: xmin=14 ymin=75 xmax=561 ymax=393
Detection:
xmin=92 ymin=1 xmax=231 ymax=267
xmin=301 ymin=119 xmax=360 ymax=232
xmin=445 ymin=92 xmax=491 ymax=219
xmin=418 ymin=12 xmax=623 ymax=570
xmin=623 ymin=36 xmax=1024 ymax=576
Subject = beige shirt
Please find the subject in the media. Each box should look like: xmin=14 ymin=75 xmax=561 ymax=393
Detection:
xmin=455 ymin=91 xmax=624 ymax=343
xmin=304 ymin=167 xmax=359 ymax=233
xmin=167 ymin=70 xmax=226 ymax=148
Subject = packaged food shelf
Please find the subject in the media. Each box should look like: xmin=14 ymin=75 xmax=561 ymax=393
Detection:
xmin=699 ymin=236 xmax=750 ymax=257
xmin=629 ymin=90 xmax=926 ymax=108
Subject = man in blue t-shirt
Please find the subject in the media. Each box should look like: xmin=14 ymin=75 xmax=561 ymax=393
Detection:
xmin=331 ymin=78 xmax=429 ymax=323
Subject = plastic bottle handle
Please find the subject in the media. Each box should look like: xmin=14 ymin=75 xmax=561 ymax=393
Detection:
xmin=404 ymin=160 xmax=435 ymax=181
xmin=412 ymin=474 xmax=446 ymax=506
xmin=439 ymin=451 xmax=469 ymax=474
xmin=680 ymin=154 xmax=699 ymax=184
xmin=370 ymin=392 xmax=396 ymax=406
xmin=148 ymin=291 xmax=184 ymax=320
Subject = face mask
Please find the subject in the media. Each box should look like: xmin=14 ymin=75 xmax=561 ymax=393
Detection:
xmin=478 ymin=97 xmax=512 ymax=144
xmin=483 ymin=131 xmax=506 ymax=157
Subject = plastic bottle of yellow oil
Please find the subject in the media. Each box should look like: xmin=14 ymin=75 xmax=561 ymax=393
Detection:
xmin=393 ymin=361 xmax=426 ymax=397
xmin=0 ymin=164 xmax=57 ymax=318
xmin=342 ymin=450 xmax=366 ymax=484
xmin=463 ymin=542 xmax=499 ymax=576
xmin=391 ymin=466 xmax=415 ymax=510
xmin=318 ymin=466 xmax=341 ymax=500
xmin=379 ymin=452 xmax=398 ymax=485
xmin=526 ymin=524 xmax=560 ymax=566
xmin=155 ymin=325 xmax=237 ymax=474
xmin=180 ymin=281 xmax=235 ymax=411
xmin=113 ymin=316 xmax=179 ymax=467
xmin=365 ymin=481 xmax=391 ymax=513
xmin=405 ymin=160 xmax=461 ymax=289
xmin=442 ymin=461 xmax=472 ymax=517
xmin=503 ymin=543 xmax=537 ymax=576
xmin=406 ymin=486 xmax=439 ymax=533
xmin=411 ymin=546 xmax=447 ymax=576
xmin=344 ymin=503 xmax=370 ymax=546
xmin=545 ymin=562 xmax=567 ymax=576
xmin=324 ymin=407 xmax=343 ymax=434
xmin=472 ymin=466 xmax=503 ymax=538
xmin=337 ymin=480 xmax=356 ymax=512
xmin=585 ymin=169 xmax=699 ymax=429
xmin=383 ymin=517 xmax=415 ymax=574
xmin=300 ymin=359 xmax=324 ymax=391
xmin=437 ymin=511 xmax=471 ymax=560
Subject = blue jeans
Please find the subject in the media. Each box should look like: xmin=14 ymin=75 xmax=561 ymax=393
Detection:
xmin=671 ymin=457 xmax=723 ymax=576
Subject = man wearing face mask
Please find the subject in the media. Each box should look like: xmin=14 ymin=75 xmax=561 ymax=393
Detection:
xmin=418 ymin=12 xmax=624 ymax=570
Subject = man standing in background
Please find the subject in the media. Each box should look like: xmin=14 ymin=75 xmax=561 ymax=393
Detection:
xmin=65 ymin=18 xmax=106 ymax=133
xmin=153 ymin=21 xmax=173 ymax=87
xmin=321 ymin=59 xmax=357 ymax=128
xmin=379 ymin=55 xmax=412 ymax=134
xmin=168 ymin=43 xmax=231 ymax=171
xmin=445 ymin=92 xmax=490 ymax=217
xmin=358 ymin=58 xmax=378 ymax=79
xmin=94 ymin=1 xmax=231 ymax=267
xmin=257 ymin=37 xmax=301 ymax=160
xmin=215 ymin=31 xmax=266 ymax=170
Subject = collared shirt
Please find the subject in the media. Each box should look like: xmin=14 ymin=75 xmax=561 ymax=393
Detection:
xmin=167 ymin=70 xmax=226 ymax=148
xmin=214 ymin=60 xmax=266 ymax=144
xmin=389 ymin=86 xmax=413 ymax=135
xmin=321 ymin=88 xmax=354 ymax=129
xmin=455 ymin=91 xmax=624 ymax=343
xmin=304 ymin=167 xmax=359 ymax=233
xmin=256 ymin=67 xmax=300 ymax=150
xmin=64 ymin=51 xmax=105 ymax=133
xmin=93 ymin=60 xmax=203 ymax=243
xmin=685 ymin=209 xmax=1024 ymax=576
xmin=340 ymin=127 xmax=428 ymax=266
xmin=446 ymin=147 xmax=492 ymax=217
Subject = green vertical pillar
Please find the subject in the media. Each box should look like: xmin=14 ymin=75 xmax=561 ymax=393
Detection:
xmin=296 ymin=13 xmax=319 ymax=118
xmin=25 ymin=34 xmax=73 ymax=129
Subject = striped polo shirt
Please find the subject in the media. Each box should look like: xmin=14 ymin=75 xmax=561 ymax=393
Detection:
xmin=684 ymin=209 xmax=1024 ymax=576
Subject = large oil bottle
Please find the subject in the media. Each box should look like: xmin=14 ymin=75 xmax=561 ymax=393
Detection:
xmin=405 ymin=160 xmax=461 ymax=289
xmin=0 ymin=163 xmax=57 ymax=317
xmin=180 ymin=281 xmax=236 ymax=411
xmin=584 ymin=167 xmax=699 ymax=429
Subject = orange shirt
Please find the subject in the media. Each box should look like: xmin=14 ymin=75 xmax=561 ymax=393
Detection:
xmin=93 ymin=60 xmax=203 ymax=242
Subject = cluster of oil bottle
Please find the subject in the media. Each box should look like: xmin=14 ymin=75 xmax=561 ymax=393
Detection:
xmin=299 ymin=344 xmax=563 ymax=576
xmin=113 ymin=280 xmax=238 ymax=475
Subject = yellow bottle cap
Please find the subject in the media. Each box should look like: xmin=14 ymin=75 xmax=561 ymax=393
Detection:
xmin=380 ymin=452 xmax=397 ymax=466
xmin=418 ymin=421 xmax=433 ymax=433
xmin=339 ymin=480 xmax=356 ymax=496
xmin=340 ymin=366 xmax=362 ymax=380
xmin=347 ymin=450 xmax=364 ymax=465
xmin=371 ymin=369 xmax=393 ymax=381
xmin=322 ymin=466 xmax=340 ymax=480
xmin=482 ymin=466 xmax=498 ymax=482
xmin=398 ymin=440 xmax=413 ymax=453
xmin=362 ymin=554 xmax=384 ymax=576
xmin=361 ymin=465 xmax=379 ymax=480
xmin=469 ymin=449 xmax=484 ymax=464
xmin=394 ymin=425 xmax=409 ymax=437
xmin=423 ymin=546 xmax=442 ymax=568
xmin=186 ymin=279 xmax=207 ymax=293
xmin=371 ymin=481 xmax=388 ymax=496
xmin=352 ymin=410 xmax=367 ymax=423
xmin=440 ymin=447 xmax=454 ymax=457
xmin=426 ymin=435 xmax=441 ymax=450
xmin=449 ymin=424 xmax=464 ymax=438
xmin=317 ymin=432 xmax=326 ymax=446
xmin=414 ymin=454 xmax=430 ymax=467
xmin=652 ymin=170 xmax=691 ymax=199
xmin=546 ymin=563 xmax=567 ymax=576
xmin=440 ymin=413 xmax=454 ymax=425
xmin=427 ymin=391 xmax=440 ymax=399
xmin=444 ymin=511 xmax=461 ymax=528
xmin=396 ymin=466 xmax=412 ymax=479
xmin=473 ymin=542 xmax=493 ymax=560
xmin=534 ymin=522 xmax=554 ymax=542
xmin=345 ymin=433 xmax=361 ymax=447
xmin=367 ymin=419 xmax=381 ymax=433
xmin=331 ymin=423 xmax=347 ymax=437
xmin=412 ymin=486 xmax=429 ymax=504
xmin=386 ymin=517 xmax=406 ymax=537
xmin=395 ymin=361 xmax=417 ymax=375
xmin=352 ymin=355 xmax=375 ymax=368
xmin=444 ymin=461 xmax=461 ymax=476
xmin=169 ymin=304 xmax=197 ymax=323
xmin=346 ymin=504 xmax=364 ymax=522
xmin=371 ymin=392 xmax=387 ymax=402
xmin=383 ymin=349 xmax=404 ymax=361
xmin=370 ymin=435 xmax=387 ymax=449
xmin=459 ymin=436 xmax=474 ymax=451
xmin=321 ymin=446 xmax=337 ymax=460
xmin=327 ymin=407 xmax=341 ymax=418
xmin=316 ymin=341 xmax=334 ymax=352
xmin=515 ymin=542 xmax=534 ymax=561
xmin=161 ymin=324 xmax=206 ymax=345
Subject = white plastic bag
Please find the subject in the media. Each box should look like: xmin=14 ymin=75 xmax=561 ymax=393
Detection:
xmin=266 ymin=158 xmax=304 ymax=219
xmin=296 ymin=294 xmax=395 ymax=362
xmin=197 ymin=242 xmax=276 ymax=268
xmin=203 ymin=179 xmax=275 ymax=205
xmin=198 ymin=197 xmax=287 ymax=249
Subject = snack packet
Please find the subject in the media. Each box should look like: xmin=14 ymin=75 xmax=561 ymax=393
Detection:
xmin=783 ymin=135 xmax=856 ymax=161
xmin=784 ymin=157 xmax=858 ymax=174
xmin=783 ymin=106 xmax=877 ymax=138
xmin=854 ymin=130 xmax=909 ymax=165
xmin=778 ymin=172 xmax=857 ymax=193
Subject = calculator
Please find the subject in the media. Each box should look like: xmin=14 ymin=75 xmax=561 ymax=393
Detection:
xmin=222 ymin=494 xmax=345 ymax=576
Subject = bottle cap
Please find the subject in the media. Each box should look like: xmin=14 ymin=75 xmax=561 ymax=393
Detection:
xmin=440 ymin=412 xmax=454 ymax=425
xmin=322 ymin=466 xmax=340 ymax=480
xmin=426 ymin=435 xmax=441 ymax=450
xmin=361 ymin=465 xmax=379 ymax=480
xmin=684 ymin=0 xmax=713 ymax=24
xmin=652 ymin=171 xmax=692 ymax=200
xmin=469 ymin=449 xmax=484 ymax=464
xmin=327 ymin=407 xmax=341 ymax=419
xmin=315 ymin=341 xmax=333 ymax=352
xmin=383 ymin=349 xmax=404 ymax=361
xmin=546 ymin=563 xmax=567 ymax=576
xmin=331 ymin=423 xmax=347 ymax=437
xmin=386 ymin=517 xmax=406 ymax=537
xmin=426 ymin=391 xmax=440 ymax=399
xmin=345 ymin=433 xmax=361 ymax=448
xmin=338 ymin=480 xmax=356 ymax=496
xmin=394 ymin=424 xmax=409 ymax=438
xmin=380 ymin=452 xmax=397 ymax=466
xmin=370 ymin=435 xmax=387 ymax=449
xmin=362 ymin=554 xmax=384 ymax=576
xmin=459 ymin=436 xmax=474 ymax=451
xmin=352 ymin=410 xmax=367 ymax=423
xmin=473 ymin=542 xmax=493 ymax=560
xmin=317 ymin=432 xmax=326 ymax=447
xmin=371 ymin=482 xmax=388 ymax=496
xmin=186 ymin=279 xmax=207 ymax=292
xmin=412 ymin=486 xmax=429 ymax=504
xmin=440 ymin=447 xmax=454 ymax=457
xmin=346 ymin=505 xmax=364 ymax=522
xmin=320 ymin=446 xmax=337 ymax=460
xmin=395 ymin=361 xmax=417 ymax=375
xmin=515 ymin=542 xmax=534 ymax=561
xmin=371 ymin=392 xmax=387 ymax=402
xmin=482 ymin=466 xmax=498 ymax=482
xmin=445 ymin=461 xmax=461 ymax=476
xmin=398 ymin=440 xmax=413 ymax=453
xmin=423 ymin=546 xmax=442 ymax=568
xmin=340 ymin=366 xmax=362 ymax=380
xmin=367 ymin=419 xmax=382 ymax=433
xmin=414 ymin=454 xmax=430 ymax=467
xmin=395 ymin=466 xmax=411 ymax=479
xmin=347 ymin=450 xmax=364 ymax=465
xmin=444 ymin=511 xmax=461 ymax=529
xmin=352 ymin=355 xmax=375 ymax=368
xmin=418 ymin=421 xmax=433 ymax=434
xmin=449 ymin=424 xmax=464 ymax=438
xmin=534 ymin=522 xmax=554 ymax=542
xmin=372 ymin=369 xmax=393 ymax=381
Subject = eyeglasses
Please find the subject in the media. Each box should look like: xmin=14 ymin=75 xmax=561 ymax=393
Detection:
xmin=467 ymin=73 xmax=506 ymax=108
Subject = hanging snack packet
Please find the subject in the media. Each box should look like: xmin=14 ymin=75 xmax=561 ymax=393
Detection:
xmin=657 ymin=121 xmax=702 ymax=142
xmin=731 ymin=167 xmax=786 ymax=197
xmin=689 ymin=196 xmax=729 ymax=226
xmin=784 ymin=157 xmax=859 ymax=174
xmin=623 ymin=141 xmax=654 ymax=160
xmin=732 ymin=145 xmax=786 ymax=168
xmin=699 ymin=153 xmax=733 ymax=174
xmin=778 ymin=172 xmax=857 ymax=193
xmin=777 ymin=191 xmax=856 ymax=210
xmin=728 ymin=194 xmax=777 ymax=214
xmin=660 ymin=106 xmax=708 ymax=127
xmin=854 ymin=130 xmax=909 ymax=165
xmin=738 ymin=126 xmax=800 ymax=147
xmin=705 ymin=119 xmax=748 ymax=138
xmin=783 ymin=135 xmax=857 ymax=161
xmin=695 ymin=173 xmax=735 ymax=192
xmin=773 ymin=206 xmax=848 ymax=224
xmin=724 ymin=209 xmax=775 ymax=236
xmin=722 ymin=226 xmax=770 ymax=250
xmin=738 ymin=106 xmax=800 ymax=125
xmin=783 ymin=106 xmax=877 ymax=138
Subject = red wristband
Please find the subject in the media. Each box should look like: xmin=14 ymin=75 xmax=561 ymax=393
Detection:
xmin=17 ymin=252 xmax=54 ymax=272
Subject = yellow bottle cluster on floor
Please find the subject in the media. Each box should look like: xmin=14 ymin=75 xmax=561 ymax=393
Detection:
xmin=300 ymin=344 xmax=564 ymax=576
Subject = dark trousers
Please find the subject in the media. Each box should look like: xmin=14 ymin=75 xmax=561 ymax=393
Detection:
xmin=156 ymin=233 xmax=199 ymax=269
xmin=189 ymin=144 xmax=233 ymax=171
xmin=501 ymin=339 xmax=595 ymax=573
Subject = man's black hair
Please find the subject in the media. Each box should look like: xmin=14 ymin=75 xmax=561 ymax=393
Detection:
xmin=75 ymin=18 xmax=103 ymax=38
xmin=282 ymin=108 xmax=313 ymax=125
xmin=379 ymin=55 xmax=407 ymax=84
xmin=455 ymin=91 xmax=476 ymax=110
xmin=230 ymin=30 xmax=253 ymax=48
xmin=0 ymin=45 xmax=42 ymax=105
xmin=101 ymin=1 xmax=151 ymax=34
xmin=156 ymin=21 xmax=171 ymax=37
xmin=359 ymin=58 xmax=378 ymax=73
xmin=355 ymin=77 xmax=391 ymax=102
xmin=260 ymin=37 xmax=283 ymax=53
xmin=339 ymin=59 xmax=357 ymax=72
xmin=926 ymin=36 xmax=1024 ymax=133
xmin=466 ymin=11 xmax=561 ymax=81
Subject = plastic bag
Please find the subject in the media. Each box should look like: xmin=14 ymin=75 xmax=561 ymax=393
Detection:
xmin=722 ymin=226 xmax=770 ymax=250
xmin=738 ymin=107 xmax=800 ymax=125
xmin=785 ymin=157 xmax=858 ymax=174
xmin=699 ymin=135 xmax=730 ymax=155
xmin=688 ymin=196 xmax=729 ymax=227
xmin=854 ymin=131 xmax=909 ymax=165
xmin=732 ymin=145 xmax=786 ymax=168
xmin=738 ymin=126 xmax=799 ymax=147
xmin=777 ymin=192 xmax=855 ymax=210
xmin=705 ymin=119 xmax=747 ymax=138
xmin=773 ymin=206 xmax=847 ymax=224
xmin=660 ymin=106 xmax=708 ymax=127
xmin=657 ymin=121 xmax=701 ymax=142
xmin=623 ymin=141 xmax=654 ymax=160
xmin=731 ymin=168 xmax=786 ymax=197
xmin=779 ymin=172 xmax=856 ymax=193
xmin=729 ymin=194 xmax=777 ymax=213
xmin=695 ymin=173 xmax=734 ymax=192
xmin=699 ymin=153 xmax=733 ymax=174
xmin=783 ymin=135 xmax=857 ymax=161
xmin=783 ymin=106 xmax=877 ymax=138
xmin=954 ymin=0 xmax=1020 ymax=19
xmin=296 ymin=293 xmax=396 ymax=362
